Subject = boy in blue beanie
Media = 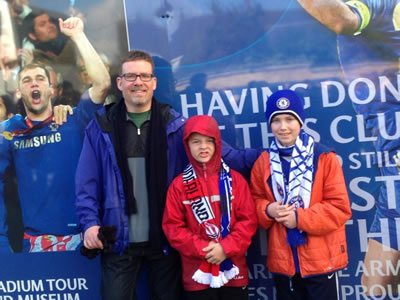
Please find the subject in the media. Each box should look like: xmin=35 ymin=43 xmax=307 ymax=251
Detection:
xmin=250 ymin=89 xmax=351 ymax=300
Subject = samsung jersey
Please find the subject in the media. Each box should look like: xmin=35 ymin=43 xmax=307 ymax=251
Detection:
xmin=0 ymin=91 xmax=101 ymax=247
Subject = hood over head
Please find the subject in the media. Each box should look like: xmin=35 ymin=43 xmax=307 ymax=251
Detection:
xmin=183 ymin=115 xmax=221 ymax=176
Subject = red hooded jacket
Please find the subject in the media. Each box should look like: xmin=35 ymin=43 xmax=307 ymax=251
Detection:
xmin=162 ymin=115 xmax=258 ymax=291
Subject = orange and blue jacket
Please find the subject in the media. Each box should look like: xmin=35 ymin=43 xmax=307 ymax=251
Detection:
xmin=250 ymin=144 xmax=352 ymax=277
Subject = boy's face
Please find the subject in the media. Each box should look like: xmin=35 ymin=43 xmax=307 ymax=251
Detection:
xmin=270 ymin=113 xmax=301 ymax=147
xmin=188 ymin=133 xmax=215 ymax=164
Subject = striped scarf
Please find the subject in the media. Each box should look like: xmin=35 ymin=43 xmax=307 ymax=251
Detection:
xmin=183 ymin=160 xmax=239 ymax=288
xmin=269 ymin=130 xmax=314 ymax=246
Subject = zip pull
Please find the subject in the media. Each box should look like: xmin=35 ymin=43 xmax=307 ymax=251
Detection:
xmin=137 ymin=127 xmax=141 ymax=135
xmin=202 ymin=163 xmax=207 ymax=179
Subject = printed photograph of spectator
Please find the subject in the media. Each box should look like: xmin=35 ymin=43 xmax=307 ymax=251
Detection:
xmin=21 ymin=9 xmax=79 ymax=87
xmin=0 ymin=16 xmax=110 ymax=253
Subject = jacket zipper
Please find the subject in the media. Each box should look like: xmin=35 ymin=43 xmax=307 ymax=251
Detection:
xmin=202 ymin=163 xmax=207 ymax=179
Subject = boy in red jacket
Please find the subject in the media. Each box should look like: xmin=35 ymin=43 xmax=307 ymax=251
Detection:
xmin=162 ymin=115 xmax=258 ymax=300
xmin=250 ymin=89 xmax=351 ymax=300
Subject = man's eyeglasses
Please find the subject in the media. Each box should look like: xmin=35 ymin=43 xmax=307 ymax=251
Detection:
xmin=120 ymin=73 xmax=154 ymax=82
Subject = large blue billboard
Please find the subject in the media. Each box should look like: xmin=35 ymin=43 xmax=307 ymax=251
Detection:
xmin=0 ymin=0 xmax=399 ymax=299
xmin=125 ymin=0 xmax=400 ymax=299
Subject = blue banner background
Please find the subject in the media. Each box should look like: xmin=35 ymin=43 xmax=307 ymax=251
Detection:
xmin=0 ymin=0 xmax=392 ymax=299
xmin=125 ymin=0 xmax=383 ymax=299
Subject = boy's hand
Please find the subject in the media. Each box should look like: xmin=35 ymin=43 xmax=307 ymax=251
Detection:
xmin=267 ymin=201 xmax=295 ymax=219
xmin=203 ymin=241 xmax=226 ymax=265
xmin=266 ymin=201 xmax=282 ymax=219
xmin=275 ymin=209 xmax=297 ymax=229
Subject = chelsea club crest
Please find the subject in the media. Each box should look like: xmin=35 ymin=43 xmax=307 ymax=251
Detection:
xmin=288 ymin=196 xmax=304 ymax=208
xmin=49 ymin=122 xmax=59 ymax=132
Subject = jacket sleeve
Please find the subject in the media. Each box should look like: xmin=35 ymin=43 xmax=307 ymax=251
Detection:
xmin=250 ymin=152 xmax=276 ymax=230
xmin=222 ymin=140 xmax=263 ymax=180
xmin=162 ymin=177 xmax=209 ymax=259
xmin=297 ymin=152 xmax=352 ymax=235
xmin=220 ymin=173 xmax=258 ymax=257
xmin=75 ymin=122 xmax=103 ymax=232
xmin=167 ymin=122 xmax=188 ymax=186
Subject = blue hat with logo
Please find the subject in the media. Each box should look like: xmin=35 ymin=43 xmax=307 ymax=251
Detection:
xmin=265 ymin=89 xmax=305 ymax=125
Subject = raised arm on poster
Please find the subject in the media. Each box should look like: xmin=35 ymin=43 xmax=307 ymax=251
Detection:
xmin=58 ymin=17 xmax=110 ymax=104
xmin=298 ymin=0 xmax=400 ymax=297
xmin=50 ymin=17 xmax=110 ymax=125
xmin=297 ymin=0 xmax=359 ymax=34
xmin=0 ymin=15 xmax=110 ymax=254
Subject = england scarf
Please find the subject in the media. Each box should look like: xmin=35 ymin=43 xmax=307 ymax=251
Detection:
xmin=183 ymin=160 xmax=239 ymax=288
xmin=269 ymin=130 xmax=314 ymax=246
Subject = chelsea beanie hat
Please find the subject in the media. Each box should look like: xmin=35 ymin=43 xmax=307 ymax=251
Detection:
xmin=265 ymin=89 xmax=305 ymax=125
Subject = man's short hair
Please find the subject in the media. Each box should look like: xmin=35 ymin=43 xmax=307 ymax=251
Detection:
xmin=120 ymin=50 xmax=155 ymax=74
xmin=0 ymin=94 xmax=17 ymax=115
xmin=18 ymin=63 xmax=51 ymax=85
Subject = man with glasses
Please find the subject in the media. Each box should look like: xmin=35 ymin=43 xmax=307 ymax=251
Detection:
xmin=75 ymin=50 xmax=260 ymax=299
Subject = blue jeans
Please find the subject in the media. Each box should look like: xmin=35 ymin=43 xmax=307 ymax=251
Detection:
xmin=100 ymin=242 xmax=183 ymax=300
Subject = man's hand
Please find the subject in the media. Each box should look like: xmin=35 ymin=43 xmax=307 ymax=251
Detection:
xmin=84 ymin=225 xmax=103 ymax=250
xmin=53 ymin=105 xmax=73 ymax=125
xmin=59 ymin=17 xmax=84 ymax=40
xmin=203 ymin=241 xmax=226 ymax=265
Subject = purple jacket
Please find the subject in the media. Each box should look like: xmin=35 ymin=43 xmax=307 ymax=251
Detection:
xmin=75 ymin=100 xmax=261 ymax=254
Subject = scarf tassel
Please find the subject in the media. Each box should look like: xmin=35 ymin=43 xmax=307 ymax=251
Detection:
xmin=220 ymin=258 xmax=239 ymax=280
xmin=192 ymin=259 xmax=239 ymax=288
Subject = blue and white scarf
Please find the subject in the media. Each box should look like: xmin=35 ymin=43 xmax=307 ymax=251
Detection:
xmin=269 ymin=130 xmax=314 ymax=246
xmin=183 ymin=159 xmax=239 ymax=288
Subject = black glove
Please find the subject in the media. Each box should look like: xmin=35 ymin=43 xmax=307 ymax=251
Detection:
xmin=80 ymin=225 xmax=117 ymax=259
xmin=98 ymin=225 xmax=118 ymax=253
